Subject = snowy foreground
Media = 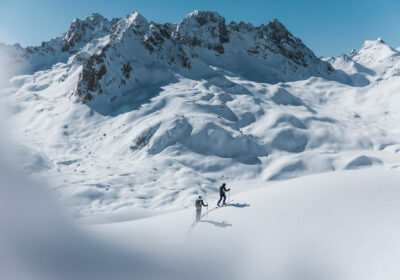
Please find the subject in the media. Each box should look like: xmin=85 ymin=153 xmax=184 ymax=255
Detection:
xmin=2 ymin=9 xmax=400 ymax=279
xmin=2 ymin=165 xmax=400 ymax=280
xmin=88 ymin=168 xmax=400 ymax=280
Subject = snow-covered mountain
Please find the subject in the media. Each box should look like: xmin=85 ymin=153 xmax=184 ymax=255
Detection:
xmin=323 ymin=37 xmax=400 ymax=83
xmin=2 ymin=10 xmax=400 ymax=221
xmin=4 ymin=11 xmax=341 ymax=106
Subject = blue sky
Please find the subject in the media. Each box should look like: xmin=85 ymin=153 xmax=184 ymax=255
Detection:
xmin=0 ymin=0 xmax=399 ymax=57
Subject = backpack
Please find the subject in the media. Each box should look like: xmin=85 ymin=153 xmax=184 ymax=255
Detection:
xmin=195 ymin=199 xmax=202 ymax=209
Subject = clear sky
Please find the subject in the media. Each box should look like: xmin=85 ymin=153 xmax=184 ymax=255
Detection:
xmin=0 ymin=0 xmax=399 ymax=57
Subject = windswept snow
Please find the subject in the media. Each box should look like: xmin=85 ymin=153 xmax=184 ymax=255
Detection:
xmin=0 ymin=153 xmax=208 ymax=280
xmin=88 ymin=168 xmax=400 ymax=280
xmin=2 ymin=11 xmax=400 ymax=223
xmin=4 ymin=144 xmax=400 ymax=280
xmin=2 ymin=8 xmax=400 ymax=280
xmin=6 ymin=67 xmax=400 ymax=219
xmin=323 ymin=37 xmax=400 ymax=83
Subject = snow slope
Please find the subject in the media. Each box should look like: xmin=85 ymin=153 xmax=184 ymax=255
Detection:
xmin=3 ymin=9 xmax=400 ymax=280
xmin=4 ymin=143 xmax=399 ymax=280
xmin=88 ymin=168 xmax=400 ymax=280
xmin=7 ymin=67 xmax=400 ymax=220
xmin=323 ymin=37 xmax=400 ymax=83
xmin=0 ymin=148 xmax=208 ymax=280
xmin=2 ymin=10 xmax=400 ymax=222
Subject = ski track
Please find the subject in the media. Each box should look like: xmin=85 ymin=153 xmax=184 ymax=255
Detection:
xmin=3 ymin=9 xmax=400 ymax=280
xmin=86 ymin=168 xmax=400 ymax=280
xmin=2 ymin=11 xmax=400 ymax=224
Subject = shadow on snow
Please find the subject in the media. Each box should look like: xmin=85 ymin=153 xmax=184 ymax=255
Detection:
xmin=200 ymin=220 xmax=233 ymax=228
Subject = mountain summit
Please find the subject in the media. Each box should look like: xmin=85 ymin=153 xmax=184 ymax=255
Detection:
xmin=72 ymin=11 xmax=336 ymax=106
xmin=3 ymin=10 xmax=337 ymax=108
xmin=4 ymin=10 xmax=399 ymax=218
xmin=353 ymin=38 xmax=398 ymax=64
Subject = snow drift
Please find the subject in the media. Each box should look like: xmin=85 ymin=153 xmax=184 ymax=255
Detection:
xmin=2 ymin=10 xmax=400 ymax=222
xmin=3 ymin=8 xmax=400 ymax=280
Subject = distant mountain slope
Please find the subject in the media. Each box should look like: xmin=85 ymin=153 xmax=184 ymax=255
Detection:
xmin=2 ymin=11 xmax=400 ymax=220
xmin=323 ymin=38 xmax=400 ymax=84
xmin=2 ymin=11 xmax=340 ymax=106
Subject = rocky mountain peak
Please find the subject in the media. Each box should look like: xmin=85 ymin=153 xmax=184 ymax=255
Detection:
xmin=4 ymin=10 xmax=341 ymax=106
xmin=354 ymin=38 xmax=398 ymax=64
xmin=349 ymin=48 xmax=356 ymax=58
xmin=111 ymin=12 xmax=149 ymax=40
xmin=175 ymin=10 xmax=229 ymax=53
xmin=181 ymin=10 xmax=225 ymax=26
xmin=257 ymin=19 xmax=321 ymax=68
xmin=262 ymin=18 xmax=294 ymax=42
xmin=227 ymin=21 xmax=255 ymax=33
xmin=62 ymin=13 xmax=112 ymax=53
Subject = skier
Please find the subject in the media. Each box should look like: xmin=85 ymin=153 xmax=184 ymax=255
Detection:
xmin=195 ymin=195 xmax=208 ymax=221
xmin=217 ymin=183 xmax=230 ymax=206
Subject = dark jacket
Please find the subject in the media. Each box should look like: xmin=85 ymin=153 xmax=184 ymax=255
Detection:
xmin=219 ymin=185 xmax=229 ymax=196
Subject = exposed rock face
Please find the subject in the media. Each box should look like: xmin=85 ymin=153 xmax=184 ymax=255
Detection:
xmin=261 ymin=19 xmax=315 ymax=67
xmin=75 ymin=44 xmax=110 ymax=101
xmin=349 ymin=48 xmax=357 ymax=58
xmin=175 ymin=10 xmax=229 ymax=53
xmin=4 ymin=10 xmax=337 ymax=105
xmin=61 ymin=13 xmax=113 ymax=53
xmin=1 ymin=13 xmax=118 ymax=73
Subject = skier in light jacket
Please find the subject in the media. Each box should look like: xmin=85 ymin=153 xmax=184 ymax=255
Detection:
xmin=195 ymin=196 xmax=208 ymax=221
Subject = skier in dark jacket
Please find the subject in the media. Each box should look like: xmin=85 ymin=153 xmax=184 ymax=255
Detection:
xmin=217 ymin=183 xmax=230 ymax=206
xmin=195 ymin=196 xmax=208 ymax=221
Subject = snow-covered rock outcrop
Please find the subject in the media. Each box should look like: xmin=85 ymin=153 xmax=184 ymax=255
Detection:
xmin=323 ymin=37 xmax=400 ymax=84
xmin=3 ymin=11 xmax=400 ymax=219
xmin=3 ymin=11 xmax=339 ymax=107
xmin=353 ymin=38 xmax=398 ymax=65
xmin=73 ymin=11 xmax=336 ymax=107
xmin=1 ymin=13 xmax=117 ymax=73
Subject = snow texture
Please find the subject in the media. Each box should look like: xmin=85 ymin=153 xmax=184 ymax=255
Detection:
xmin=2 ymin=10 xmax=400 ymax=223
